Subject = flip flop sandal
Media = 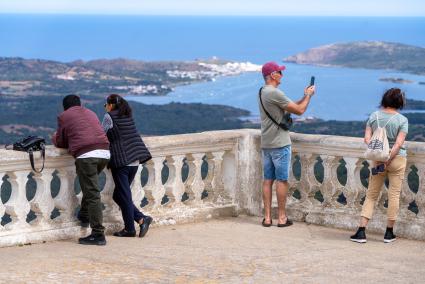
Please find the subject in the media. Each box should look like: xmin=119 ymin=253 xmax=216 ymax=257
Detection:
xmin=262 ymin=218 xmax=272 ymax=227
xmin=277 ymin=219 xmax=293 ymax=227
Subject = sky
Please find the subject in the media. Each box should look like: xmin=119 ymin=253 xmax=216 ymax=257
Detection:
xmin=0 ymin=0 xmax=424 ymax=16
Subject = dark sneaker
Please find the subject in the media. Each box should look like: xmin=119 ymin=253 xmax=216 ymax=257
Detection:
xmin=113 ymin=229 xmax=136 ymax=237
xmin=350 ymin=229 xmax=367 ymax=243
xmin=139 ymin=216 xmax=153 ymax=238
xmin=77 ymin=211 xmax=89 ymax=228
xmin=78 ymin=234 xmax=106 ymax=246
xmin=384 ymin=230 xmax=396 ymax=243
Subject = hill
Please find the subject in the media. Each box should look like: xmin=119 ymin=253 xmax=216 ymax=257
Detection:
xmin=0 ymin=95 xmax=250 ymax=145
xmin=284 ymin=41 xmax=425 ymax=75
xmin=0 ymin=57 xmax=259 ymax=97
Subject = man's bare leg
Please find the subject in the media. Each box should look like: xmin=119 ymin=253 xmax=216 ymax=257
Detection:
xmin=263 ymin=179 xmax=273 ymax=225
xmin=276 ymin=180 xmax=289 ymax=224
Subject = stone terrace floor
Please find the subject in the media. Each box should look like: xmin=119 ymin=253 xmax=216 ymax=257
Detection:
xmin=0 ymin=216 xmax=424 ymax=283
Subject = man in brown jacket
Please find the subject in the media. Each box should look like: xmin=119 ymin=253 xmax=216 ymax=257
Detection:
xmin=53 ymin=94 xmax=110 ymax=245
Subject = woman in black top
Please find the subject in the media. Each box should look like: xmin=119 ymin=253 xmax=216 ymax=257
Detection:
xmin=102 ymin=94 xmax=153 ymax=237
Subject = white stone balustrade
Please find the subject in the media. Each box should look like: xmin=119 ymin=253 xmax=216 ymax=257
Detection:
xmin=0 ymin=130 xmax=253 ymax=247
xmin=286 ymin=132 xmax=425 ymax=240
xmin=1 ymin=129 xmax=425 ymax=247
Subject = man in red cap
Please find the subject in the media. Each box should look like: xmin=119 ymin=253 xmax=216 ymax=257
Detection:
xmin=258 ymin=61 xmax=315 ymax=227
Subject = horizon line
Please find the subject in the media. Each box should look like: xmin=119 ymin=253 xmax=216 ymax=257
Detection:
xmin=1 ymin=12 xmax=424 ymax=17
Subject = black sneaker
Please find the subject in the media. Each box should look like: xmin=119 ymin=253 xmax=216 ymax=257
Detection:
xmin=350 ymin=229 xmax=367 ymax=243
xmin=113 ymin=229 xmax=136 ymax=237
xmin=78 ymin=234 xmax=106 ymax=246
xmin=384 ymin=230 xmax=396 ymax=243
xmin=77 ymin=211 xmax=90 ymax=228
xmin=139 ymin=216 xmax=153 ymax=238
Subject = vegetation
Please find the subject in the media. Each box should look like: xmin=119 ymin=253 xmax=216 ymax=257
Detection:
xmin=0 ymin=95 xmax=249 ymax=145
xmin=289 ymin=112 xmax=425 ymax=142
xmin=284 ymin=41 xmax=425 ymax=75
xmin=405 ymin=99 xmax=425 ymax=110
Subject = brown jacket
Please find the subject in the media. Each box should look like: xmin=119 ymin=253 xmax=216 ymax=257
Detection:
xmin=52 ymin=106 xmax=109 ymax=158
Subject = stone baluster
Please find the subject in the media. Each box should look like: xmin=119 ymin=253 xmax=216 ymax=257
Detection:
xmin=211 ymin=151 xmax=227 ymax=203
xmin=3 ymin=170 xmax=30 ymax=230
xmin=298 ymin=153 xmax=318 ymax=206
xmin=342 ymin=157 xmax=364 ymax=209
xmin=414 ymin=163 xmax=425 ymax=219
xmin=140 ymin=160 xmax=156 ymax=208
xmin=143 ymin=157 xmax=166 ymax=208
xmin=399 ymin=162 xmax=416 ymax=218
xmin=0 ymin=172 xmax=5 ymax=230
xmin=30 ymin=169 xmax=55 ymax=226
xmin=185 ymin=153 xmax=205 ymax=203
xmin=55 ymin=167 xmax=79 ymax=222
xmin=320 ymin=155 xmax=340 ymax=207
xmin=164 ymin=155 xmax=185 ymax=206
xmin=288 ymin=153 xmax=300 ymax=187
xmin=101 ymin=169 xmax=121 ymax=222
xmin=203 ymin=151 xmax=227 ymax=203
xmin=286 ymin=153 xmax=298 ymax=206
xmin=130 ymin=165 xmax=144 ymax=210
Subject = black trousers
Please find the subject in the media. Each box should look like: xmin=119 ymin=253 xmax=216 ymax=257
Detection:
xmin=75 ymin=158 xmax=109 ymax=235
xmin=111 ymin=166 xmax=146 ymax=232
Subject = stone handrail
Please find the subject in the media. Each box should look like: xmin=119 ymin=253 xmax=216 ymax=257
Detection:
xmin=286 ymin=132 xmax=425 ymax=240
xmin=0 ymin=130 xmax=260 ymax=247
xmin=1 ymin=129 xmax=424 ymax=246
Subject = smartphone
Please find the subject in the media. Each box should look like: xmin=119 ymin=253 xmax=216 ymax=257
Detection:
xmin=310 ymin=76 xmax=315 ymax=86
xmin=371 ymin=163 xmax=385 ymax=175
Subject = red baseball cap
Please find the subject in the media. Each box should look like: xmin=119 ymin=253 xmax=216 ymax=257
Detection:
xmin=262 ymin=61 xmax=286 ymax=77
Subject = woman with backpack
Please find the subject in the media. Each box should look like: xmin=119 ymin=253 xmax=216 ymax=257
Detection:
xmin=102 ymin=94 xmax=153 ymax=238
xmin=350 ymin=88 xmax=408 ymax=243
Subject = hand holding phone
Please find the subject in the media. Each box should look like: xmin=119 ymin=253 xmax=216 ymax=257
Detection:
xmin=371 ymin=163 xmax=385 ymax=175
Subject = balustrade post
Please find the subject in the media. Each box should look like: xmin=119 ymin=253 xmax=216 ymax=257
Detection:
xmin=298 ymin=153 xmax=318 ymax=206
xmin=101 ymin=169 xmax=121 ymax=222
xmin=414 ymin=163 xmax=425 ymax=219
xmin=164 ymin=155 xmax=185 ymax=206
xmin=130 ymin=165 xmax=144 ymax=210
xmin=31 ymin=169 xmax=55 ymax=226
xmin=320 ymin=155 xmax=340 ymax=207
xmin=0 ymin=173 xmax=4 ymax=230
xmin=140 ymin=160 xmax=156 ymax=208
xmin=343 ymin=157 xmax=364 ymax=209
xmin=399 ymin=162 xmax=416 ymax=218
xmin=146 ymin=157 xmax=166 ymax=208
xmin=186 ymin=153 xmax=205 ymax=202
xmin=207 ymin=151 xmax=227 ymax=203
xmin=55 ymin=167 xmax=79 ymax=222
xmin=3 ymin=171 xmax=30 ymax=230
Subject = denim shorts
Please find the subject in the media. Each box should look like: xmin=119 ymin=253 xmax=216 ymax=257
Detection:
xmin=262 ymin=145 xmax=292 ymax=181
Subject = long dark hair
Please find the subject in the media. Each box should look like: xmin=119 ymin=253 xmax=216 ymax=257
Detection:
xmin=106 ymin=94 xmax=132 ymax=117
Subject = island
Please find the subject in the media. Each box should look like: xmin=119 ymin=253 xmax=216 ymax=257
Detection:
xmin=379 ymin=77 xmax=414 ymax=84
xmin=284 ymin=41 xmax=425 ymax=75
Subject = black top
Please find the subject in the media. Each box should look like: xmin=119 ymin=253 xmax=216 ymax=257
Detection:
xmin=107 ymin=110 xmax=152 ymax=168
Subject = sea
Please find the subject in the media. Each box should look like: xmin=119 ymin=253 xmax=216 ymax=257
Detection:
xmin=1 ymin=15 xmax=425 ymax=120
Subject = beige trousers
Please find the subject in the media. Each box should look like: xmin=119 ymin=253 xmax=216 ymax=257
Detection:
xmin=361 ymin=156 xmax=407 ymax=221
